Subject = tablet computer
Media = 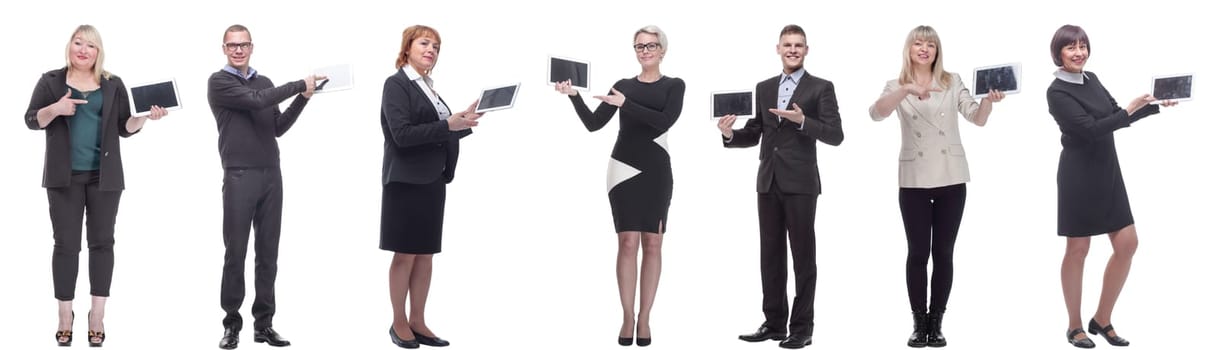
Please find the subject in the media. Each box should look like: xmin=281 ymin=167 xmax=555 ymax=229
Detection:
xmin=128 ymin=78 xmax=182 ymax=117
xmin=548 ymin=56 xmax=590 ymax=91
xmin=972 ymin=63 xmax=1021 ymax=98
xmin=1152 ymin=74 xmax=1192 ymax=102
xmin=312 ymin=64 xmax=354 ymax=93
xmin=711 ymin=90 xmax=754 ymax=119
xmin=475 ymin=83 xmax=520 ymax=113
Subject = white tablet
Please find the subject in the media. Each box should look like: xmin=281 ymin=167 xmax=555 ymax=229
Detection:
xmin=312 ymin=64 xmax=354 ymax=93
xmin=1152 ymin=74 xmax=1192 ymax=103
xmin=127 ymin=78 xmax=182 ymax=117
xmin=972 ymin=63 xmax=1021 ymax=98
xmin=711 ymin=90 xmax=754 ymax=119
xmin=548 ymin=56 xmax=590 ymax=91
xmin=475 ymin=83 xmax=520 ymax=113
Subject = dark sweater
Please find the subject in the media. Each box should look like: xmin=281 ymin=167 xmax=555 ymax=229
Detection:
xmin=207 ymin=69 xmax=309 ymax=168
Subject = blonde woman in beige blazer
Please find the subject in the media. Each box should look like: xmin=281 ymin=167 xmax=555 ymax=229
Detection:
xmin=867 ymin=25 xmax=1004 ymax=348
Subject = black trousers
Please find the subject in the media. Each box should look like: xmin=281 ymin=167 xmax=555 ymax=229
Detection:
xmin=757 ymin=182 xmax=819 ymax=337
xmin=220 ymin=167 xmax=283 ymax=330
xmin=899 ymin=184 xmax=966 ymax=313
xmin=47 ymin=171 xmax=121 ymax=301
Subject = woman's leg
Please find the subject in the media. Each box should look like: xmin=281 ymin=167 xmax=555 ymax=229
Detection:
xmin=617 ymin=232 xmax=641 ymax=338
xmin=898 ymin=188 xmax=933 ymax=313
xmin=83 ymin=184 xmax=120 ymax=345
xmin=1093 ymin=224 xmax=1138 ymax=337
xmin=928 ymin=185 xmax=966 ymax=313
xmin=390 ymin=253 xmax=417 ymax=340
xmin=637 ymin=228 xmax=664 ymax=339
xmin=408 ymin=254 xmax=436 ymax=336
xmin=1062 ymin=236 xmax=1091 ymax=340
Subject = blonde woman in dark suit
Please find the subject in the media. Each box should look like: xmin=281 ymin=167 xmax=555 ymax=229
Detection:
xmin=868 ymin=25 xmax=1004 ymax=348
xmin=25 ymin=24 xmax=167 ymax=347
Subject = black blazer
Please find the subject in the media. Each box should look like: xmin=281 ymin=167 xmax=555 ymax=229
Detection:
xmin=24 ymin=68 xmax=138 ymax=190
xmin=380 ymin=69 xmax=472 ymax=185
xmin=725 ymin=73 xmax=843 ymax=194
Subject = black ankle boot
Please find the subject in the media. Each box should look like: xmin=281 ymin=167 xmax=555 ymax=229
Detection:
xmin=907 ymin=312 xmax=929 ymax=348
xmin=927 ymin=311 xmax=946 ymax=347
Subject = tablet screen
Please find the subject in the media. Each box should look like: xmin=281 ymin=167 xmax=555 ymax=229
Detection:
xmin=711 ymin=90 xmax=753 ymax=118
xmin=475 ymin=83 xmax=520 ymax=113
xmin=549 ymin=56 xmax=589 ymax=90
xmin=129 ymin=79 xmax=181 ymax=116
xmin=972 ymin=63 xmax=1020 ymax=98
xmin=1152 ymin=74 xmax=1192 ymax=101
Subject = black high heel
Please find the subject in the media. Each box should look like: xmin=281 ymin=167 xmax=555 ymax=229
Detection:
xmin=88 ymin=310 xmax=105 ymax=347
xmin=55 ymin=311 xmax=74 ymax=347
xmin=1088 ymin=319 xmax=1129 ymax=346
xmin=1066 ymin=328 xmax=1096 ymax=349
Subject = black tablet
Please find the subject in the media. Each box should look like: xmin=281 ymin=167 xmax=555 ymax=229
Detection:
xmin=128 ymin=78 xmax=182 ymax=116
xmin=548 ymin=56 xmax=590 ymax=91
xmin=972 ymin=63 xmax=1020 ymax=98
xmin=711 ymin=90 xmax=753 ymax=119
xmin=475 ymin=83 xmax=520 ymax=113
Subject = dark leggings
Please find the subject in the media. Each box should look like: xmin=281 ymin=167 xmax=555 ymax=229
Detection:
xmin=899 ymin=183 xmax=966 ymax=313
xmin=48 ymin=171 xmax=121 ymax=301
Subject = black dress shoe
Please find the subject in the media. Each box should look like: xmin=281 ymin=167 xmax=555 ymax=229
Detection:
xmin=253 ymin=328 xmax=290 ymax=347
xmin=1088 ymin=319 xmax=1129 ymax=346
xmin=218 ymin=328 xmax=239 ymax=349
xmin=412 ymin=330 xmax=450 ymax=347
xmin=1066 ymin=328 xmax=1096 ymax=349
xmin=618 ymin=337 xmax=633 ymax=346
xmin=739 ymin=326 xmax=786 ymax=342
xmin=636 ymin=337 xmax=651 ymax=347
xmin=779 ymin=335 xmax=812 ymax=349
xmin=390 ymin=327 xmax=420 ymax=349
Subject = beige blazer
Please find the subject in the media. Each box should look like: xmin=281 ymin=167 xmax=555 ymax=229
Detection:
xmin=868 ymin=73 xmax=982 ymax=188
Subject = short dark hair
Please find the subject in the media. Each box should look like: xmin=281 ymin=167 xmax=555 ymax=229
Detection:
xmin=1050 ymin=25 xmax=1089 ymax=66
xmin=780 ymin=24 xmax=805 ymax=39
xmin=223 ymin=24 xmax=250 ymax=42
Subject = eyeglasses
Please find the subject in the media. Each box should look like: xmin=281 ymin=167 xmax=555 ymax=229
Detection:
xmin=224 ymin=42 xmax=253 ymax=52
xmin=633 ymin=42 xmax=662 ymax=53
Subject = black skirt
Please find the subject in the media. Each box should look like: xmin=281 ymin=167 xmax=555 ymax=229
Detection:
xmin=380 ymin=180 xmax=446 ymax=254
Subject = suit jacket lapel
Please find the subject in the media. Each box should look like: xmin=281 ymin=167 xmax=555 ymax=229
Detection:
xmin=101 ymin=77 xmax=117 ymax=129
xmin=759 ymin=76 xmax=780 ymax=128
xmin=396 ymin=70 xmax=442 ymax=123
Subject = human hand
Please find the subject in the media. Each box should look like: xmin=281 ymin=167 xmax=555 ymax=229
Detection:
xmin=593 ymin=88 xmax=626 ymax=107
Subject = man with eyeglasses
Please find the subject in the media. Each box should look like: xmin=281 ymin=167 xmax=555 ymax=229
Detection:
xmin=207 ymin=24 xmax=322 ymax=350
xmin=717 ymin=24 xmax=843 ymax=349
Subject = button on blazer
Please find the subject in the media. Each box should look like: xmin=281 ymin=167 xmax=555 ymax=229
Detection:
xmin=868 ymin=73 xmax=983 ymax=188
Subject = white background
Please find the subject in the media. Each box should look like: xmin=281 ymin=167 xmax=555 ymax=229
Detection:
xmin=2 ymin=0 xmax=1216 ymax=349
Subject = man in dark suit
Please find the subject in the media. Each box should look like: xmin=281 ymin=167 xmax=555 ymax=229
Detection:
xmin=207 ymin=24 xmax=321 ymax=349
xmin=718 ymin=24 xmax=844 ymax=349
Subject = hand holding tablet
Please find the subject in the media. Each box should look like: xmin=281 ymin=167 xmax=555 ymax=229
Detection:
xmin=549 ymin=56 xmax=590 ymax=91
xmin=475 ymin=83 xmax=521 ymax=113
xmin=711 ymin=90 xmax=754 ymax=119
xmin=1152 ymin=74 xmax=1192 ymax=104
xmin=312 ymin=64 xmax=354 ymax=93
xmin=972 ymin=63 xmax=1021 ymax=98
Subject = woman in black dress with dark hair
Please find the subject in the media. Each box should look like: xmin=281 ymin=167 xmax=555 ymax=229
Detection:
xmin=1046 ymin=24 xmax=1176 ymax=349
xmin=554 ymin=25 xmax=684 ymax=347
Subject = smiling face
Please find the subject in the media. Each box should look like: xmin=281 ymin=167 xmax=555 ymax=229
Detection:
xmin=407 ymin=35 xmax=440 ymax=73
xmin=634 ymin=32 xmax=663 ymax=68
xmin=222 ymin=30 xmax=254 ymax=71
xmin=68 ymin=34 xmax=98 ymax=71
xmin=909 ymin=38 xmax=937 ymax=68
xmin=776 ymin=33 xmax=807 ymax=74
xmin=1059 ymin=41 xmax=1089 ymax=73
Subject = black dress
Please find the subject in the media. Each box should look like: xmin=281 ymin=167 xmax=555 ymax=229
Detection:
xmin=568 ymin=76 xmax=685 ymax=233
xmin=1047 ymin=71 xmax=1159 ymax=237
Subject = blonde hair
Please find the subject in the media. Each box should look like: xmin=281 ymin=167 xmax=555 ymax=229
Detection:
xmin=635 ymin=25 xmax=668 ymax=54
xmin=64 ymin=25 xmax=110 ymax=82
xmin=898 ymin=25 xmax=950 ymax=88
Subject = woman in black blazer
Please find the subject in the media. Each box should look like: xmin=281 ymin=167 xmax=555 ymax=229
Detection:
xmin=1046 ymin=24 xmax=1176 ymax=349
xmin=380 ymin=25 xmax=482 ymax=349
xmin=24 ymin=25 xmax=167 ymax=347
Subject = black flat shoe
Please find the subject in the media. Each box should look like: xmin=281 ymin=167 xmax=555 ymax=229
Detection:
xmin=389 ymin=327 xmax=420 ymax=349
xmin=56 ymin=311 xmax=74 ymax=347
xmin=618 ymin=337 xmax=633 ymax=346
xmin=636 ymin=337 xmax=651 ymax=347
xmin=1066 ymin=328 xmax=1096 ymax=349
xmin=253 ymin=328 xmax=290 ymax=347
xmin=412 ymin=330 xmax=450 ymax=347
xmin=779 ymin=335 xmax=812 ymax=349
xmin=739 ymin=325 xmax=786 ymax=342
xmin=1088 ymin=319 xmax=1129 ymax=346
xmin=218 ymin=327 xmax=239 ymax=349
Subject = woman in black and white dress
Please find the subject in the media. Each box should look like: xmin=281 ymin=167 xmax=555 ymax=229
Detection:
xmin=554 ymin=25 xmax=685 ymax=347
